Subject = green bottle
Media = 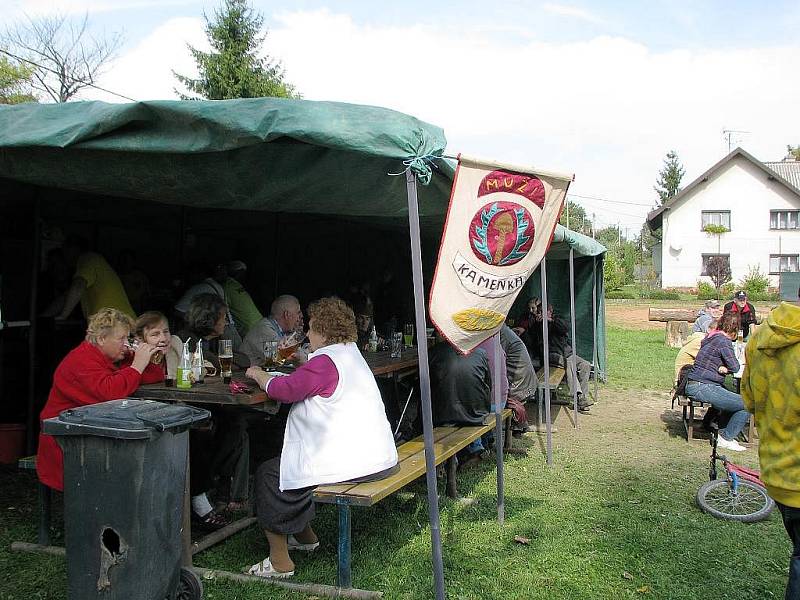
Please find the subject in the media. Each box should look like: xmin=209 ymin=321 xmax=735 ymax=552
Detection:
xmin=177 ymin=338 xmax=193 ymax=389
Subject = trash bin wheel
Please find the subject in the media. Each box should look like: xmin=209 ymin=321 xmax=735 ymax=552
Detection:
xmin=175 ymin=567 xmax=203 ymax=600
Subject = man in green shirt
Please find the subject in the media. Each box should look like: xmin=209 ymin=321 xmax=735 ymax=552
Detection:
xmin=223 ymin=261 xmax=263 ymax=337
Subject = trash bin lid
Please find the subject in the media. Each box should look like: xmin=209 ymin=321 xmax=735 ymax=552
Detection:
xmin=42 ymin=399 xmax=210 ymax=439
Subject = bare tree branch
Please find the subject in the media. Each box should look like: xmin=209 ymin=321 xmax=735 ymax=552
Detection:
xmin=2 ymin=12 xmax=122 ymax=102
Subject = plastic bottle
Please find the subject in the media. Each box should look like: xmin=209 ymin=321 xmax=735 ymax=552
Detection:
xmin=192 ymin=339 xmax=205 ymax=384
xmin=368 ymin=326 xmax=378 ymax=353
xmin=177 ymin=338 xmax=193 ymax=389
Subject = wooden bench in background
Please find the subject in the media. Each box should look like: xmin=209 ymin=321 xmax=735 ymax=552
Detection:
xmin=17 ymin=455 xmax=52 ymax=547
xmin=313 ymin=409 xmax=513 ymax=589
xmin=532 ymin=366 xmax=566 ymax=429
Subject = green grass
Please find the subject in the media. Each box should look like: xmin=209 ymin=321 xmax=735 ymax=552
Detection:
xmin=606 ymin=326 xmax=678 ymax=390
xmin=0 ymin=327 xmax=791 ymax=599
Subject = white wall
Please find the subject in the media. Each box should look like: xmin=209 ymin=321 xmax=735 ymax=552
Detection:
xmin=661 ymin=155 xmax=800 ymax=288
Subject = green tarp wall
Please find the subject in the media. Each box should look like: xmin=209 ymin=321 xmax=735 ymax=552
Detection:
xmin=0 ymin=97 xmax=605 ymax=373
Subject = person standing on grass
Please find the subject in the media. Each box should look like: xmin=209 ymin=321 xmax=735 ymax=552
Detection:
xmin=741 ymin=289 xmax=800 ymax=600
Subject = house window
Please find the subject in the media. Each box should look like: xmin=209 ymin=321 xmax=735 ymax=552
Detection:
xmin=701 ymin=210 xmax=731 ymax=231
xmin=769 ymin=254 xmax=800 ymax=274
xmin=701 ymin=254 xmax=730 ymax=276
xmin=769 ymin=210 xmax=800 ymax=230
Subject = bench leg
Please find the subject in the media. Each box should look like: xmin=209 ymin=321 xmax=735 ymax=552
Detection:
xmin=38 ymin=483 xmax=51 ymax=546
xmin=503 ymin=414 xmax=512 ymax=451
xmin=336 ymin=501 xmax=352 ymax=589
xmin=445 ymin=456 xmax=458 ymax=499
xmin=687 ymin=404 xmax=695 ymax=442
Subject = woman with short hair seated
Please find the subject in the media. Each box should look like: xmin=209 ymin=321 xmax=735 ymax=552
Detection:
xmin=37 ymin=308 xmax=163 ymax=491
xmin=686 ymin=312 xmax=752 ymax=452
xmin=177 ymin=293 xmax=249 ymax=529
xmin=245 ymin=297 xmax=399 ymax=578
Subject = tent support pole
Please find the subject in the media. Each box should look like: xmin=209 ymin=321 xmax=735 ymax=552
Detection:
xmin=569 ymin=249 xmax=578 ymax=428
xmin=26 ymin=195 xmax=41 ymax=455
xmin=492 ymin=333 xmax=505 ymax=524
xmin=592 ymin=257 xmax=599 ymax=401
xmin=540 ymin=259 xmax=553 ymax=467
xmin=405 ymin=171 xmax=446 ymax=600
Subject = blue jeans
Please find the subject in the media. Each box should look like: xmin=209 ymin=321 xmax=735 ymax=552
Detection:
xmin=777 ymin=503 xmax=800 ymax=600
xmin=685 ymin=381 xmax=751 ymax=441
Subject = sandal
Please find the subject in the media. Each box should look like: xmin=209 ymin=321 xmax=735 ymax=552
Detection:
xmin=288 ymin=534 xmax=319 ymax=552
xmin=191 ymin=509 xmax=230 ymax=531
xmin=247 ymin=557 xmax=294 ymax=579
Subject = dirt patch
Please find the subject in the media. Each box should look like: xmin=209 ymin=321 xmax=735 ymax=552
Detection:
xmin=605 ymin=303 xmax=664 ymax=330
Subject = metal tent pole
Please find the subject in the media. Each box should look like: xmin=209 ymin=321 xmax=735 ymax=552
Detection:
xmin=405 ymin=171 xmax=446 ymax=600
xmin=540 ymin=258 xmax=553 ymax=467
xmin=592 ymin=257 xmax=599 ymax=401
xmin=492 ymin=333 xmax=505 ymax=524
xmin=569 ymin=249 xmax=578 ymax=428
xmin=26 ymin=196 xmax=41 ymax=455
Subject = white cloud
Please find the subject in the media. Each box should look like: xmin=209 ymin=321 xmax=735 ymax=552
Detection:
xmin=542 ymin=3 xmax=606 ymax=25
xmin=83 ymin=8 xmax=800 ymax=228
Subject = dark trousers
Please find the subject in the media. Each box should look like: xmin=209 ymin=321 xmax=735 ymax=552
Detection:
xmin=778 ymin=502 xmax=800 ymax=600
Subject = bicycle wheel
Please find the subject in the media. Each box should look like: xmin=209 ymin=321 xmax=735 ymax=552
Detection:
xmin=696 ymin=479 xmax=775 ymax=522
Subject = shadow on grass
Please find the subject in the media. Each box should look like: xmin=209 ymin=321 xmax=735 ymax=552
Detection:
xmin=660 ymin=407 xmax=712 ymax=442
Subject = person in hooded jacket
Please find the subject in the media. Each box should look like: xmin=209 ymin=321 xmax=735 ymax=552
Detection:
xmin=741 ymin=291 xmax=800 ymax=600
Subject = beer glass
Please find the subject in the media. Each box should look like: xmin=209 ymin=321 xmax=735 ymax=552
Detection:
xmin=391 ymin=332 xmax=402 ymax=359
xmin=276 ymin=331 xmax=303 ymax=365
xmin=218 ymin=339 xmax=233 ymax=383
xmin=263 ymin=340 xmax=278 ymax=368
xmin=403 ymin=323 xmax=414 ymax=348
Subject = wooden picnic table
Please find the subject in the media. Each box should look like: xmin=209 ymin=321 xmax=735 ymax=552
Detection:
xmin=132 ymin=375 xmax=279 ymax=413
xmin=363 ymin=346 xmax=419 ymax=376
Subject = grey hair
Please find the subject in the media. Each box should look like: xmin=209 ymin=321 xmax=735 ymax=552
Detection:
xmin=270 ymin=294 xmax=300 ymax=318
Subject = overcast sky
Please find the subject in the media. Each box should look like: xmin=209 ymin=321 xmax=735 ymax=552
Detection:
xmin=4 ymin=0 xmax=800 ymax=235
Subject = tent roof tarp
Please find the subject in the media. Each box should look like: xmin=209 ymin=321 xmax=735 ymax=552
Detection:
xmin=0 ymin=97 xmax=451 ymax=221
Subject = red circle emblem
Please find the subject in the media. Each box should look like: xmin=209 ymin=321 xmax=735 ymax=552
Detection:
xmin=469 ymin=201 xmax=534 ymax=267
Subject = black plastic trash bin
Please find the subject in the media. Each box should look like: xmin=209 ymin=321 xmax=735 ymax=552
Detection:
xmin=42 ymin=398 xmax=210 ymax=600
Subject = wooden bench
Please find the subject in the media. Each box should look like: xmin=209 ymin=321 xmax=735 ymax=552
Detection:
xmin=533 ymin=366 xmax=566 ymax=429
xmin=676 ymin=395 xmax=756 ymax=444
xmin=17 ymin=455 xmax=52 ymax=546
xmin=313 ymin=408 xmax=513 ymax=589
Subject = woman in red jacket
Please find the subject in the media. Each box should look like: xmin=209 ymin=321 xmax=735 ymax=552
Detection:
xmin=37 ymin=308 xmax=163 ymax=491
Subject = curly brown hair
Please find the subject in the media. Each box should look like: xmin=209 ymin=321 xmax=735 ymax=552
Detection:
xmin=134 ymin=311 xmax=168 ymax=339
xmin=308 ymin=297 xmax=357 ymax=345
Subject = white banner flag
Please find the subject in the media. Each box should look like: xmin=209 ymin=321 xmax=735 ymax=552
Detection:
xmin=429 ymin=155 xmax=572 ymax=353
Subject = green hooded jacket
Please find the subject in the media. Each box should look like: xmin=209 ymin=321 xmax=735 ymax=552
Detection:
xmin=741 ymin=302 xmax=800 ymax=508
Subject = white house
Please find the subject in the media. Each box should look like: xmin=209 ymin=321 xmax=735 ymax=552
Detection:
xmin=647 ymin=148 xmax=800 ymax=289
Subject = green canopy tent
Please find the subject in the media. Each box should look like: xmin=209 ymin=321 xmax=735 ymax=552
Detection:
xmin=0 ymin=97 xmax=605 ymax=596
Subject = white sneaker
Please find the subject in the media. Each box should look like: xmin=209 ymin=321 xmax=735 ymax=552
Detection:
xmin=717 ymin=435 xmax=746 ymax=452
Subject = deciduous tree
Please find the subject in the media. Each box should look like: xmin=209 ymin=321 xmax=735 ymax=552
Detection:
xmin=2 ymin=13 xmax=122 ymax=103
xmin=174 ymin=0 xmax=297 ymax=100
xmin=0 ymin=55 xmax=36 ymax=104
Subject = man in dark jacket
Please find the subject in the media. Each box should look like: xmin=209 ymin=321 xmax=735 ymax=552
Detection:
xmin=521 ymin=298 xmax=593 ymax=413
xmin=723 ymin=290 xmax=758 ymax=338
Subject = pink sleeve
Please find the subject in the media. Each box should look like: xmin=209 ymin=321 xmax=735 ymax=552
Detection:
xmin=266 ymin=354 xmax=339 ymax=403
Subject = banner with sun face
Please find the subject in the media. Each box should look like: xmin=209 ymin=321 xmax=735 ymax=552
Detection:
xmin=429 ymin=155 xmax=572 ymax=353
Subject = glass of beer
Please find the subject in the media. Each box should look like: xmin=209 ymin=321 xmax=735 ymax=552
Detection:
xmin=263 ymin=340 xmax=278 ymax=368
xmin=403 ymin=323 xmax=414 ymax=348
xmin=218 ymin=339 xmax=233 ymax=383
xmin=276 ymin=331 xmax=303 ymax=365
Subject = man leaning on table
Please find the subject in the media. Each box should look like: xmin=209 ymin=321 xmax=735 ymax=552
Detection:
xmin=240 ymin=295 xmax=304 ymax=367
xmin=741 ymin=288 xmax=800 ymax=600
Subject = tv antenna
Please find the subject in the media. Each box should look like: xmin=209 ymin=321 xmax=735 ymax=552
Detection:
xmin=722 ymin=128 xmax=750 ymax=153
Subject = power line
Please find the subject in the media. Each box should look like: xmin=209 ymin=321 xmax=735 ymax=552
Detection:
xmin=567 ymin=192 xmax=654 ymax=207
xmin=0 ymin=48 xmax=137 ymax=103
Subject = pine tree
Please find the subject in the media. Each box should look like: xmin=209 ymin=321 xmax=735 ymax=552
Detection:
xmin=654 ymin=150 xmax=685 ymax=206
xmin=173 ymin=0 xmax=297 ymax=100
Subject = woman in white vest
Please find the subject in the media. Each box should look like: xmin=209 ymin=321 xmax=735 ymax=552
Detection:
xmin=245 ymin=297 xmax=399 ymax=578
